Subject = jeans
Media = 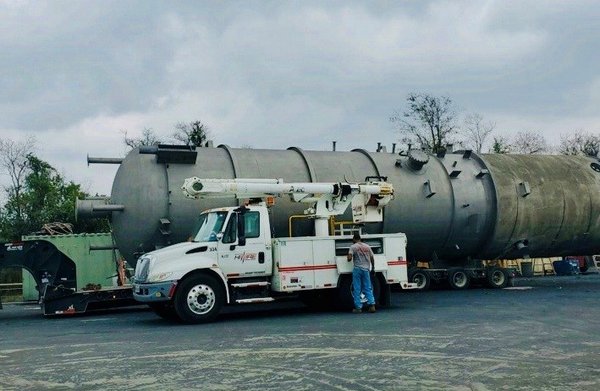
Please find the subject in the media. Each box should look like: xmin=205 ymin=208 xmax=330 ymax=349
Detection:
xmin=352 ymin=267 xmax=375 ymax=309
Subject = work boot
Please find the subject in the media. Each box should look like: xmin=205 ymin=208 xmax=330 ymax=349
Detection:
xmin=368 ymin=305 xmax=376 ymax=313
xmin=352 ymin=308 xmax=362 ymax=314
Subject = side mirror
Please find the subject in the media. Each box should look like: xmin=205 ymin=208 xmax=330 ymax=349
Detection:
xmin=237 ymin=216 xmax=246 ymax=246
xmin=234 ymin=205 xmax=248 ymax=246
xmin=216 ymin=232 xmax=224 ymax=241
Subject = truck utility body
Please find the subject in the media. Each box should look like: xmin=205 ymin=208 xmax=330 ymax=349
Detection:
xmin=271 ymin=234 xmax=408 ymax=291
xmin=133 ymin=177 xmax=413 ymax=323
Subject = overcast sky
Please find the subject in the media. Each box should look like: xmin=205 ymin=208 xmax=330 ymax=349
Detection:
xmin=1 ymin=0 xmax=599 ymax=196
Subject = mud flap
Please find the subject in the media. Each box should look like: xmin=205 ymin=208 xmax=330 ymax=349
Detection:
xmin=379 ymin=281 xmax=391 ymax=307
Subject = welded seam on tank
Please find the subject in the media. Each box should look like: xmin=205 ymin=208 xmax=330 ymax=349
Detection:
xmin=470 ymin=153 xmax=500 ymax=259
xmin=504 ymin=174 xmax=522 ymax=258
xmin=584 ymin=180 xmax=594 ymax=237
xmin=217 ymin=144 xmax=240 ymax=179
xmin=438 ymin=156 xmax=457 ymax=257
xmin=350 ymin=149 xmax=381 ymax=178
xmin=287 ymin=147 xmax=316 ymax=182
xmin=549 ymin=184 xmax=567 ymax=251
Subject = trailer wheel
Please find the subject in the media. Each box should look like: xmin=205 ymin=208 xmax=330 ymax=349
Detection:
xmin=149 ymin=302 xmax=178 ymax=321
xmin=447 ymin=268 xmax=470 ymax=290
xmin=408 ymin=269 xmax=431 ymax=290
xmin=174 ymin=274 xmax=224 ymax=323
xmin=486 ymin=267 xmax=508 ymax=289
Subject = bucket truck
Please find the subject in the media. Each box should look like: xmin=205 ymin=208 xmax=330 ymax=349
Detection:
xmin=132 ymin=177 xmax=414 ymax=323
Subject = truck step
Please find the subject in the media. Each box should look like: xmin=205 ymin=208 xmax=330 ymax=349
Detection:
xmin=235 ymin=297 xmax=275 ymax=304
xmin=230 ymin=281 xmax=271 ymax=288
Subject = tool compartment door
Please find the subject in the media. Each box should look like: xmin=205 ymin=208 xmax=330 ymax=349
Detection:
xmin=381 ymin=234 xmax=408 ymax=284
xmin=271 ymin=238 xmax=316 ymax=292
xmin=311 ymin=239 xmax=338 ymax=289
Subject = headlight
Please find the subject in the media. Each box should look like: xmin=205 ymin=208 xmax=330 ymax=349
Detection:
xmin=148 ymin=271 xmax=174 ymax=282
xmin=134 ymin=254 xmax=156 ymax=282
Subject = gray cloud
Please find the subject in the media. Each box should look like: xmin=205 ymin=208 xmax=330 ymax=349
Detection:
xmin=0 ymin=1 xmax=599 ymax=195
xmin=0 ymin=1 xmax=174 ymax=129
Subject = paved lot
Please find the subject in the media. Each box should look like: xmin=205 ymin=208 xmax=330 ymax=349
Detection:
xmin=1 ymin=275 xmax=599 ymax=390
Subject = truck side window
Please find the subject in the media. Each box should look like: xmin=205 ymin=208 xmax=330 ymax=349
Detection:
xmin=222 ymin=214 xmax=237 ymax=244
xmin=244 ymin=211 xmax=260 ymax=238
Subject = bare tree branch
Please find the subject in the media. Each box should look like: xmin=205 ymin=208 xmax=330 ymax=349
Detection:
xmin=558 ymin=131 xmax=600 ymax=157
xmin=511 ymin=131 xmax=549 ymax=154
xmin=121 ymin=128 xmax=163 ymax=149
xmin=461 ymin=113 xmax=496 ymax=153
xmin=0 ymin=137 xmax=36 ymax=223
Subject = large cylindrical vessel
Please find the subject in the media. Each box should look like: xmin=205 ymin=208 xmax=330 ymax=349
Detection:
xmin=78 ymin=145 xmax=600 ymax=266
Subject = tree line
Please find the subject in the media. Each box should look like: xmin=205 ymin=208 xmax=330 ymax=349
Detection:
xmin=392 ymin=92 xmax=599 ymax=157
xmin=0 ymin=121 xmax=211 ymax=242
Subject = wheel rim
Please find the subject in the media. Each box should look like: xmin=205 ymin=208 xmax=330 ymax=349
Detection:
xmin=453 ymin=272 xmax=467 ymax=288
xmin=491 ymin=270 xmax=505 ymax=286
xmin=186 ymin=284 xmax=216 ymax=315
xmin=413 ymin=273 xmax=426 ymax=289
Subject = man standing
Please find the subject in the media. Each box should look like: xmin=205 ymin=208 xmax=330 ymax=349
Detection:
xmin=347 ymin=233 xmax=376 ymax=313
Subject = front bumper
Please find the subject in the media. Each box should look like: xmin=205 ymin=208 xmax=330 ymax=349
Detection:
xmin=133 ymin=280 xmax=177 ymax=303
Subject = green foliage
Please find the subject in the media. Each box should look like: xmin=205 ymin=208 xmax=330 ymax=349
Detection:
xmin=0 ymin=154 xmax=109 ymax=240
xmin=391 ymin=93 xmax=458 ymax=154
xmin=491 ymin=136 xmax=512 ymax=154
xmin=173 ymin=120 xmax=210 ymax=147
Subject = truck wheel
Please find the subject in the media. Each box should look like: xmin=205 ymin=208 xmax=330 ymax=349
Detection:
xmin=337 ymin=274 xmax=381 ymax=310
xmin=486 ymin=267 xmax=508 ymax=289
xmin=408 ymin=269 xmax=430 ymax=290
xmin=447 ymin=268 xmax=470 ymax=290
xmin=174 ymin=274 xmax=224 ymax=323
xmin=149 ymin=302 xmax=178 ymax=321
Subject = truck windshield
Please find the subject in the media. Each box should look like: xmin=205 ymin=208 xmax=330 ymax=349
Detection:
xmin=193 ymin=211 xmax=228 ymax=242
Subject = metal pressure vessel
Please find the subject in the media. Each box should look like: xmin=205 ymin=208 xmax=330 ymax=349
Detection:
xmin=78 ymin=144 xmax=600 ymax=266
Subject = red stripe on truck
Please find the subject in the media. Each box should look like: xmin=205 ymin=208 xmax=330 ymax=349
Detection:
xmin=387 ymin=260 xmax=408 ymax=266
xmin=278 ymin=264 xmax=338 ymax=272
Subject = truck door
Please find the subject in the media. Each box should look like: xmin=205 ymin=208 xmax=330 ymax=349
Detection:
xmin=217 ymin=209 xmax=272 ymax=278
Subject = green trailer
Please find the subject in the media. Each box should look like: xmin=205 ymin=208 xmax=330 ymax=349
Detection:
xmin=1 ymin=233 xmax=134 ymax=315
xmin=22 ymin=233 xmax=120 ymax=300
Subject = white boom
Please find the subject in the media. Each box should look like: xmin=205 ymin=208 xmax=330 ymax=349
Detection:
xmin=181 ymin=177 xmax=394 ymax=236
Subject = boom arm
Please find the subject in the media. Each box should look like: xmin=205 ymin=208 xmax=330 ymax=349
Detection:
xmin=181 ymin=177 xmax=394 ymax=232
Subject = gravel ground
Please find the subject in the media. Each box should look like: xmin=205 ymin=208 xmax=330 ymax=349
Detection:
xmin=1 ymin=274 xmax=599 ymax=390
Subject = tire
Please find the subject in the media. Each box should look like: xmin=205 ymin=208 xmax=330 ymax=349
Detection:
xmin=408 ymin=269 xmax=431 ymax=291
xmin=337 ymin=273 xmax=381 ymax=310
xmin=149 ymin=302 xmax=178 ymax=321
xmin=174 ymin=274 xmax=224 ymax=324
xmin=447 ymin=268 xmax=470 ymax=290
xmin=486 ymin=267 xmax=508 ymax=289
